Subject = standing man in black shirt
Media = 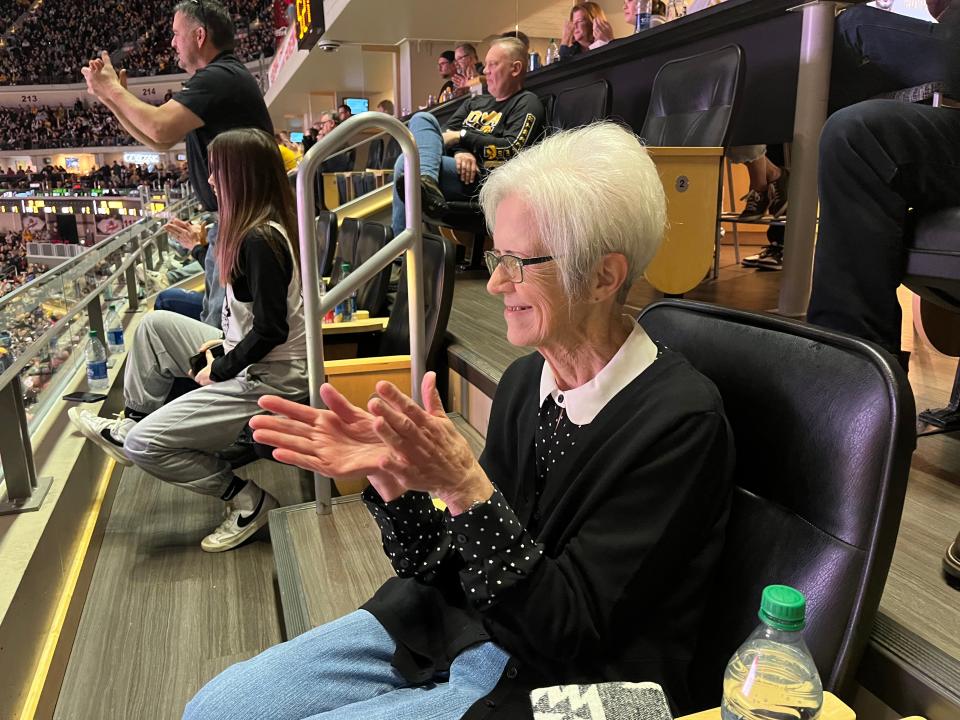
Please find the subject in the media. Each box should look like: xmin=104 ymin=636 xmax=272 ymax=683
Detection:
xmin=81 ymin=0 xmax=273 ymax=328
xmin=391 ymin=37 xmax=545 ymax=237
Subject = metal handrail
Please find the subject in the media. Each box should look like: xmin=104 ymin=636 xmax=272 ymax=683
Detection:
xmin=295 ymin=112 xmax=424 ymax=514
xmin=0 ymin=195 xmax=193 ymax=307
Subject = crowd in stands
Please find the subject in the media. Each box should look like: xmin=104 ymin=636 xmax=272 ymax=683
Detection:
xmin=0 ymin=0 xmax=277 ymax=85
xmin=0 ymin=161 xmax=187 ymax=192
xmin=0 ymin=101 xmax=144 ymax=150
xmin=0 ymin=230 xmax=39 ymax=296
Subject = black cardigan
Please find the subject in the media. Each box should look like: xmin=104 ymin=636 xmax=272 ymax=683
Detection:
xmin=363 ymin=347 xmax=735 ymax=718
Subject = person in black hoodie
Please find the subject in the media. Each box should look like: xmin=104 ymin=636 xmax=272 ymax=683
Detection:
xmin=186 ymin=123 xmax=735 ymax=720
xmin=390 ymin=37 xmax=545 ymax=237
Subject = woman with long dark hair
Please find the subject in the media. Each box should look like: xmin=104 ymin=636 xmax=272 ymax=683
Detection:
xmin=69 ymin=128 xmax=308 ymax=552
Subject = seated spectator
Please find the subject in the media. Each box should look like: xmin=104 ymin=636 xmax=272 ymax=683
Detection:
xmin=391 ymin=37 xmax=545 ymax=237
xmin=337 ymin=103 xmax=353 ymax=122
xmin=186 ymin=122 xmax=734 ymax=719
xmin=559 ymin=2 xmax=614 ymax=60
xmin=452 ymin=42 xmax=484 ymax=94
xmin=68 ymin=128 xmax=308 ymax=553
xmin=437 ymin=50 xmax=457 ymax=100
xmin=377 ymin=99 xmax=395 ymax=116
xmin=276 ymin=131 xmax=300 ymax=171
xmin=315 ymin=110 xmax=355 ymax=173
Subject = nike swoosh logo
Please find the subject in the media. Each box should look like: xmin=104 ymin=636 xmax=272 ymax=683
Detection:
xmin=100 ymin=428 xmax=124 ymax=448
xmin=236 ymin=490 xmax=265 ymax=528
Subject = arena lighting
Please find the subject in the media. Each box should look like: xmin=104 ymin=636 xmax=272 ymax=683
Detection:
xmin=295 ymin=0 xmax=324 ymax=50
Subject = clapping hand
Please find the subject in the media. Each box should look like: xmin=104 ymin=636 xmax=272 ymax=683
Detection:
xmin=164 ymin=218 xmax=208 ymax=250
xmin=593 ymin=16 xmax=614 ymax=43
xmin=81 ymin=51 xmax=126 ymax=99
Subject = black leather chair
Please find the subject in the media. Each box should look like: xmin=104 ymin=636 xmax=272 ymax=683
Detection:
xmin=638 ymin=300 xmax=916 ymax=712
xmin=551 ymin=79 xmax=611 ymax=131
xmin=640 ymin=45 xmax=743 ymax=147
xmin=330 ymin=218 xmax=392 ymax=317
xmin=902 ymin=207 xmax=960 ymax=433
xmin=641 ymin=45 xmax=743 ymax=288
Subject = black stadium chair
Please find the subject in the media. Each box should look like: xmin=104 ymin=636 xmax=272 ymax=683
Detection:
xmin=640 ymin=44 xmax=743 ymax=147
xmin=316 ymin=210 xmax=338 ymax=279
xmin=330 ymin=218 xmax=392 ymax=317
xmin=550 ymin=79 xmax=611 ymax=131
xmin=902 ymin=207 xmax=960 ymax=434
xmin=638 ymin=300 xmax=916 ymax=712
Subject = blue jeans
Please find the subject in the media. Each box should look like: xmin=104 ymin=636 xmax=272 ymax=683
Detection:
xmin=154 ymin=288 xmax=204 ymax=321
xmin=184 ymin=610 xmax=510 ymax=720
xmin=391 ymin=112 xmax=480 ymax=236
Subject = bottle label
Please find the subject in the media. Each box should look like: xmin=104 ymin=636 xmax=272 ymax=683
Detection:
xmin=107 ymin=329 xmax=124 ymax=347
xmin=636 ymin=12 xmax=651 ymax=31
xmin=87 ymin=360 xmax=108 ymax=381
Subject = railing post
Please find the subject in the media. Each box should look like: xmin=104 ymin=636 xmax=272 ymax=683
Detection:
xmin=125 ymin=234 xmax=141 ymax=312
xmin=0 ymin=375 xmax=52 ymax=515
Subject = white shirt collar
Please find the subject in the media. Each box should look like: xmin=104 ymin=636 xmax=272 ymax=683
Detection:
xmin=538 ymin=318 xmax=659 ymax=426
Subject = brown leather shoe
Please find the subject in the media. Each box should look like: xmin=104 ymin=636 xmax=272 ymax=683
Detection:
xmin=944 ymin=531 xmax=960 ymax=584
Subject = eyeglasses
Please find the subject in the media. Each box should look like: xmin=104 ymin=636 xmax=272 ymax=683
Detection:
xmin=484 ymin=251 xmax=554 ymax=283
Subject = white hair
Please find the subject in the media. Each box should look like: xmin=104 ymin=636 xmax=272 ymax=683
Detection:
xmin=479 ymin=122 xmax=667 ymax=303
xmin=489 ymin=36 xmax=527 ymax=65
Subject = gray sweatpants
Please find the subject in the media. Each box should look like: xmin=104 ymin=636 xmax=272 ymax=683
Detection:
xmin=122 ymin=310 xmax=308 ymax=497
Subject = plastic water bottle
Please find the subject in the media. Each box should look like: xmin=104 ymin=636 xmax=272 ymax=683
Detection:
xmin=651 ymin=0 xmax=667 ymax=27
xmin=86 ymin=331 xmax=109 ymax=391
xmin=721 ymin=585 xmax=823 ymax=720
xmin=335 ymin=262 xmax=356 ymax=322
xmin=105 ymin=304 xmax=125 ymax=353
xmin=546 ymin=38 xmax=559 ymax=65
xmin=635 ymin=0 xmax=652 ymax=31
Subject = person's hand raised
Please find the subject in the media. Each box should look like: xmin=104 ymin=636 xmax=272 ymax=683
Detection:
xmin=80 ymin=51 xmax=122 ymax=99
xmin=593 ymin=16 xmax=614 ymax=43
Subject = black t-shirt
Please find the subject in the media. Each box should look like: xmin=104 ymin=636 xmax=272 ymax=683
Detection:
xmin=173 ymin=51 xmax=273 ymax=211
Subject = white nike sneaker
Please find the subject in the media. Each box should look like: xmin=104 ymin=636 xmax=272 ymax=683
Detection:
xmin=68 ymin=407 xmax=136 ymax=466
xmin=201 ymin=482 xmax=279 ymax=553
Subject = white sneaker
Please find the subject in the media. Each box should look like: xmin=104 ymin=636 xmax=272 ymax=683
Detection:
xmin=201 ymin=482 xmax=279 ymax=553
xmin=68 ymin=407 xmax=136 ymax=466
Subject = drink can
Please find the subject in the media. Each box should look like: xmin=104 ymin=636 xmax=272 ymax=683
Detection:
xmin=528 ymin=52 xmax=541 ymax=72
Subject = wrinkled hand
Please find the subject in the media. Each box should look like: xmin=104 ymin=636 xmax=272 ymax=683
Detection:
xmin=561 ymin=19 xmax=575 ymax=46
xmin=454 ymin=152 xmax=479 ymax=185
xmin=368 ymin=372 xmax=493 ymax=514
xmin=593 ymin=17 xmax=614 ymax=43
xmin=251 ymin=386 xmax=405 ymax=500
xmin=165 ymin=218 xmax=207 ymax=250
xmin=81 ymin=51 xmax=122 ymax=98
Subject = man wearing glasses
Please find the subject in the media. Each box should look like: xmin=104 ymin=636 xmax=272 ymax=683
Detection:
xmin=81 ymin=0 xmax=273 ymax=328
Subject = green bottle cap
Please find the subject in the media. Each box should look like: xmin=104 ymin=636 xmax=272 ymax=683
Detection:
xmin=758 ymin=584 xmax=806 ymax=632
xmin=88 ymin=330 xmax=97 ymax=338
xmin=109 ymin=304 xmax=116 ymax=311
xmin=341 ymin=261 xmax=351 ymax=272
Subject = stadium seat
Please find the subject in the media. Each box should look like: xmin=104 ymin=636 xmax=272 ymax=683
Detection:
xmin=639 ymin=299 xmax=915 ymax=712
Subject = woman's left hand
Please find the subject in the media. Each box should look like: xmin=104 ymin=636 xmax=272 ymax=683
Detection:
xmin=194 ymin=349 xmax=216 ymax=386
xmin=368 ymin=372 xmax=494 ymax=515
xmin=593 ymin=17 xmax=614 ymax=43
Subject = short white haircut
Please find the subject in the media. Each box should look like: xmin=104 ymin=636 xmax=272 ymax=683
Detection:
xmin=489 ymin=36 xmax=527 ymax=66
xmin=479 ymin=122 xmax=667 ymax=303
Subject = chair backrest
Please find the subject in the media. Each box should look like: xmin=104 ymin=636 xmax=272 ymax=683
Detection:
xmin=381 ymin=138 xmax=402 ymax=170
xmin=330 ymin=218 xmax=393 ymax=316
xmin=379 ymin=233 xmax=455 ymax=369
xmin=640 ymin=44 xmax=743 ymax=147
xmin=551 ymin=79 xmax=610 ymax=131
xmin=539 ymin=93 xmax=556 ymax=128
xmin=315 ymin=211 xmax=338 ymax=279
xmin=366 ymin=138 xmax=384 ymax=170
xmin=637 ymin=300 xmax=915 ymax=711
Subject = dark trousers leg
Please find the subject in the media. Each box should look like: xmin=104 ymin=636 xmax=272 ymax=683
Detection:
xmin=808 ymin=100 xmax=960 ymax=353
xmin=831 ymin=5 xmax=960 ymax=109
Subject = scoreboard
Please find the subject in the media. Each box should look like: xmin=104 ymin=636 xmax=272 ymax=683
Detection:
xmin=295 ymin=0 xmax=325 ymax=50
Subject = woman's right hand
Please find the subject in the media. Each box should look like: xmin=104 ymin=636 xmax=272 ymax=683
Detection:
xmin=251 ymin=385 xmax=406 ymax=501
xmin=164 ymin=218 xmax=207 ymax=250
xmin=561 ymin=19 xmax=575 ymax=46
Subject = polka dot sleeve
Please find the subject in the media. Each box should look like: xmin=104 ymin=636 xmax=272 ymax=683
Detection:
xmin=447 ymin=488 xmax=544 ymax=607
xmin=362 ymin=486 xmax=451 ymax=579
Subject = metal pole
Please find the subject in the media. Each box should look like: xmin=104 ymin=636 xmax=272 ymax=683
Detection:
xmin=0 ymin=375 xmax=53 ymax=515
xmin=777 ymin=1 xmax=838 ymax=317
xmin=88 ymin=297 xmax=105 ymax=345
xmin=294 ymin=113 xmax=423 ymax=514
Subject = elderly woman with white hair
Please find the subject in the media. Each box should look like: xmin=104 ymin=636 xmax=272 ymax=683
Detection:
xmin=184 ymin=123 xmax=735 ymax=720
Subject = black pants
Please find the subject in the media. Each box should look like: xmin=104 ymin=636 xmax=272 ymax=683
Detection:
xmin=807 ymin=100 xmax=960 ymax=354
xmin=831 ymin=5 xmax=960 ymax=110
